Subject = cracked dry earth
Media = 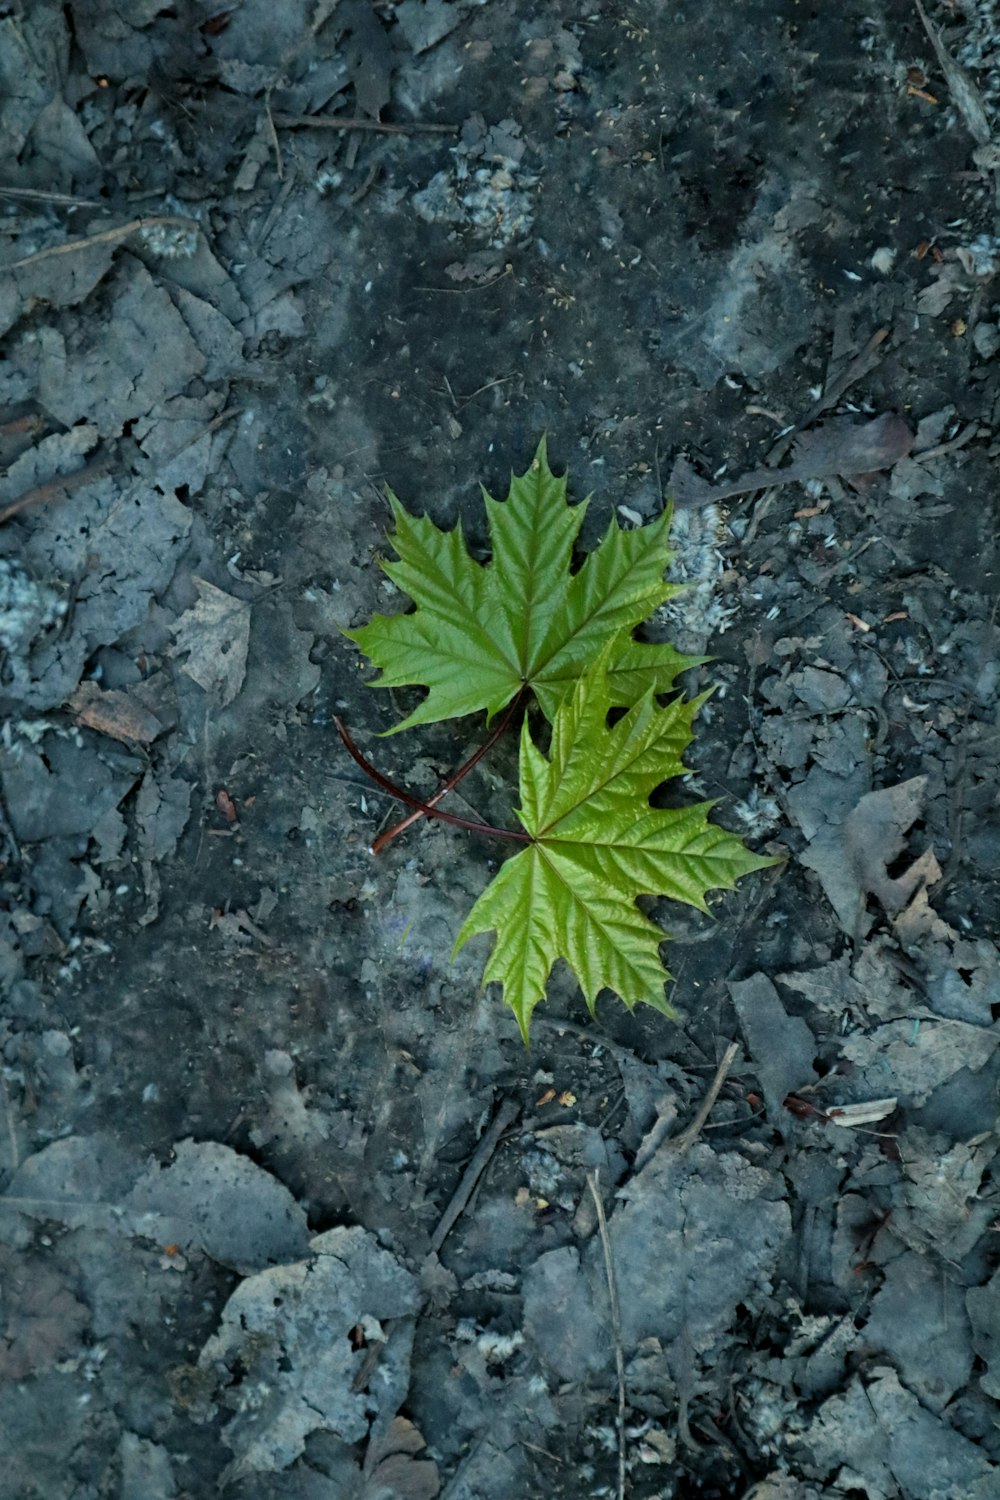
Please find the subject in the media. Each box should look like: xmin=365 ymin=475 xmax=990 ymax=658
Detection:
xmin=1 ymin=2 xmax=1000 ymax=1498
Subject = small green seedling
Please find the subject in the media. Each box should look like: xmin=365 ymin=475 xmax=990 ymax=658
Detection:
xmin=339 ymin=441 xmax=776 ymax=1040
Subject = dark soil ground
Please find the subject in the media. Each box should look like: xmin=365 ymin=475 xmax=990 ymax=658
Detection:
xmin=2 ymin=2 xmax=999 ymax=1497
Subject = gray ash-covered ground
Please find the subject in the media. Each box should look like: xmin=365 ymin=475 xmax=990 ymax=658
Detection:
xmin=1 ymin=2 xmax=999 ymax=1497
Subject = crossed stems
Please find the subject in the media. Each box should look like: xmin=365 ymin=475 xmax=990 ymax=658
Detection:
xmin=334 ymin=690 xmax=529 ymax=853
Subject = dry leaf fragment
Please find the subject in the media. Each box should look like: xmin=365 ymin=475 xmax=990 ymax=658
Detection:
xmin=841 ymin=1018 xmax=999 ymax=1107
xmin=801 ymin=776 xmax=931 ymax=935
xmin=0 ymin=1247 xmax=90 ymax=1379
xmin=669 ymin=413 xmax=913 ymax=507
xmin=842 ymin=781 xmax=933 ymax=915
xmin=826 ymin=1098 xmax=898 ymax=1128
xmin=136 ymin=769 xmax=194 ymax=926
xmin=215 ymin=788 xmax=239 ymax=824
xmin=68 ymin=680 xmax=164 ymax=745
xmin=169 ymin=577 xmax=250 ymax=706
xmin=362 ymin=1415 xmax=441 ymax=1499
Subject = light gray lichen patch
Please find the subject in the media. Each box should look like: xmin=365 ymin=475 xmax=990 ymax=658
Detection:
xmin=412 ymin=114 xmax=538 ymax=249
xmin=0 ymin=557 xmax=66 ymax=675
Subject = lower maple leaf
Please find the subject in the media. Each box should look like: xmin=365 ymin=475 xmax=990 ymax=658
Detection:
xmin=453 ymin=646 xmax=778 ymax=1040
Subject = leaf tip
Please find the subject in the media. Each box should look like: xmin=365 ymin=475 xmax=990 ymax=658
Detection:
xmin=510 ymin=993 xmax=539 ymax=1046
xmin=523 ymin=432 xmax=570 ymax=492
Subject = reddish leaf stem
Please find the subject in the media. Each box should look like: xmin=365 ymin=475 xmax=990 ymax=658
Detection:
xmin=371 ymin=690 xmax=523 ymax=854
xmin=334 ymin=716 xmax=530 ymax=848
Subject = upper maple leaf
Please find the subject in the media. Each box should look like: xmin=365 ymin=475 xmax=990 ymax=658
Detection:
xmin=453 ymin=645 xmax=778 ymax=1040
xmin=344 ymin=439 xmax=702 ymax=732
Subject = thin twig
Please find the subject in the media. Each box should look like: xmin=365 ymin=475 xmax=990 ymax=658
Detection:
xmin=588 ymin=1170 xmax=627 ymax=1500
xmin=334 ymin=717 xmax=530 ymax=846
xmin=450 ymin=376 xmax=514 ymax=409
xmin=0 ymin=457 xmax=113 ymax=526
xmin=0 ymin=185 xmax=102 ymax=207
xmin=350 ymin=161 xmax=381 ymax=206
xmin=915 ymin=421 xmax=980 ymax=462
xmin=429 ymin=1098 xmax=520 ymax=1253
xmin=0 ymin=1073 xmax=20 ymax=1172
xmin=414 ymin=265 xmax=514 ymax=293
xmin=520 ymin=1438 xmax=565 ymax=1466
xmin=0 ymin=413 xmax=45 ymax=441
xmin=264 ymin=91 xmax=284 ymax=181
xmin=271 ymin=113 xmax=459 ymax=135
xmin=4 ymin=214 xmax=201 ymax=271
xmin=372 ymin=690 xmax=523 ymax=854
xmin=915 ymin=0 xmax=993 ymax=147
xmin=350 ymin=1337 xmax=386 ymax=1392
xmin=667 ymin=1041 xmax=740 ymax=1156
xmin=1 ymin=404 xmax=241 ymax=532
xmin=765 ymin=326 xmax=890 ymax=468
xmin=252 ymin=168 xmax=298 ymax=250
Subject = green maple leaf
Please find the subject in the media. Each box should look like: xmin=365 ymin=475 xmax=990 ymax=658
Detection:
xmin=453 ymin=647 xmax=778 ymax=1041
xmin=344 ymin=438 xmax=703 ymax=731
